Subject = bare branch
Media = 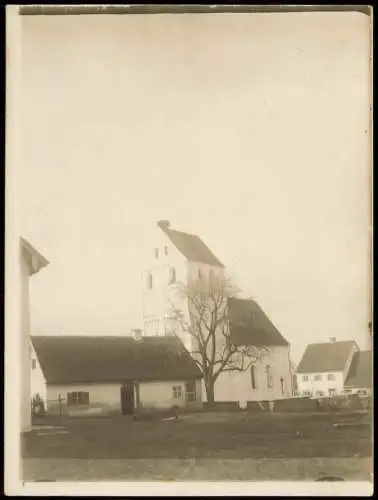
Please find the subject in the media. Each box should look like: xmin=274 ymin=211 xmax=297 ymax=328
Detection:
xmin=168 ymin=274 xmax=268 ymax=400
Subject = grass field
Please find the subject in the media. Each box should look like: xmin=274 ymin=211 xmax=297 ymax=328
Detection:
xmin=22 ymin=411 xmax=372 ymax=481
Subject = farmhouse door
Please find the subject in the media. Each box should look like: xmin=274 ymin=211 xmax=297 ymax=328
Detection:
xmin=120 ymin=383 xmax=135 ymax=415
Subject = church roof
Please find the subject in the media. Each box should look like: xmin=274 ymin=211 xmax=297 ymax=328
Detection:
xmin=227 ymin=297 xmax=290 ymax=347
xmin=158 ymin=221 xmax=225 ymax=267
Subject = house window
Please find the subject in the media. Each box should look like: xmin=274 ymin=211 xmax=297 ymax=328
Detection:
xmin=314 ymin=374 xmax=322 ymax=381
xmin=185 ymin=381 xmax=196 ymax=402
xmin=327 ymin=373 xmax=336 ymax=381
xmin=266 ymin=365 xmax=273 ymax=389
xmin=316 ymin=391 xmax=325 ymax=397
xmin=67 ymin=391 xmax=90 ymax=406
xmin=197 ymin=268 xmax=202 ymax=280
xmin=168 ymin=267 xmax=176 ymax=285
xmin=154 ymin=248 xmax=159 ymax=259
xmin=31 ymin=359 xmax=37 ymax=370
xmin=302 ymin=375 xmax=309 ymax=382
xmin=146 ymin=272 xmax=153 ymax=290
xmin=328 ymin=388 xmax=336 ymax=397
xmin=303 ymin=391 xmax=312 ymax=397
xmin=164 ymin=245 xmax=168 ymax=256
xmin=172 ymin=386 xmax=183 ymax=399
xmin=250 ymin=365 xmax=257 ymax=390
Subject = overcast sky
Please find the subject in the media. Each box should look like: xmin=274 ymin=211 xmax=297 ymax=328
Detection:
xmin=18 ymin=12 xmax=371 ymax=362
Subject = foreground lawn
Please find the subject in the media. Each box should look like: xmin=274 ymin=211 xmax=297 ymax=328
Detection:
xmin=23 ymin=457 xmax=372 ymax=482
xmin=23 ymin=411 xmax=372 ymax=460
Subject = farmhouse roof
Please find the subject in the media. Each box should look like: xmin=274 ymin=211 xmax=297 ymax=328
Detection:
xmin=157 ymin=221 xmax=225 ymax=268
xmin=344 ymin=351 xmax=372 ymax=389
xmin=296 ymin=340 xmax=357 ymax=374
xmin=31 ymin=335 xmax=202 ymax=385
xmin=227 ymin=297 xmax=290 ymax=347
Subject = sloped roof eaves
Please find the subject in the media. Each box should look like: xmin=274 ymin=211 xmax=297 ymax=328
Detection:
xmin=227 ymin=297 xmax=289 ymax=347
xmin=20 ymin=237 xmax=49 ymax=274
xmin=163 ymin=228 xmax=225 ymax=268
xmin=296 ymin=341 xmax=357 ymax=373
xmin=47 ymin=374 xmax=203 ymax=386
xmin=32 ymin=336 xmax=203 ymax=385
xmin=344 ymin=351 xmax=373 ymax=388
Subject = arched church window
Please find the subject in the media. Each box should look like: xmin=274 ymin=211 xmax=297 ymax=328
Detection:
xmin=250 ymin=365 xmax=257 ymax=390
xmin=146 ymin=272 xmax=153 ymax=290
xmin=266 ymin=365 xmax=273 ymax=389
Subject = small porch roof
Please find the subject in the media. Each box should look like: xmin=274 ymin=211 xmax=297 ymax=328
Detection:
xmin=20 ymin=237 xmax=49 ymax=276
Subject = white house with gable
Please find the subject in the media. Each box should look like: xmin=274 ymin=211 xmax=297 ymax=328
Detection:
xmin=295 ymin=338 xmax=360 ymax=398
xmin=141 ymin=220 xmax=293 ymax=404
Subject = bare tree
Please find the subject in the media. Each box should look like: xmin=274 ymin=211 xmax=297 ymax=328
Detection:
xmin=166 ymin=273 xmax=268 ymax=403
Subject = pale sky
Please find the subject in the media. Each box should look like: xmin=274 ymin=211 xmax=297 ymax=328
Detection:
xmin=18 ymin=12 xmax=371 ymax=363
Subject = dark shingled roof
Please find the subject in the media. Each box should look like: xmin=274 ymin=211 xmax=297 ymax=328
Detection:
xmin=159 ymin=225 xmax=225 ymax=268
xmin=32 ymin=336 xmax=202 ymax=385
xmin=296 ymin=340 xmax=357 ymax=374
xmin=227 ymin=297 xmax=289 ymax=347
xmin=344 ymin=351 xmax=372 ymax=389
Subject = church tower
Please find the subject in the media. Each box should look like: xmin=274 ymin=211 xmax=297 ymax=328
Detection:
xmin=141 ymin=221 xmax=225 ymax=351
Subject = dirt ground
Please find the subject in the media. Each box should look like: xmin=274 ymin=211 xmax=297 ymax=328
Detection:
xmin=22 ymin=411 xmax=372 ymax=481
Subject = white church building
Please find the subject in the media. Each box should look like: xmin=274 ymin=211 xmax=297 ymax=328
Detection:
xmin=140 ymin=220 xmax=293 ymax=404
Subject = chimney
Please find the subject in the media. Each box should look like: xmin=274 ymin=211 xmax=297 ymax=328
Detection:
xmin=130 ymin=329 xmax=143 ymax=341
xmin=329 ymin=337 xmax=336 ymax=343
xmin=157 ymin=220 xmax=171 ymax=230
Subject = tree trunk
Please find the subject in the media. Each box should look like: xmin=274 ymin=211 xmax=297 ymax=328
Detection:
xmin=205 ymin=380 xmax=215 ymax=404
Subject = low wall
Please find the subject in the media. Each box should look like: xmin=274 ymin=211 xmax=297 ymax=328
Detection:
xmin=317 ymin=395 xmax=372 ymax=412
xmin=203 ymin=401 xmax=241 ymax=412
xmin=274 ymin=397 xmax=319 ymax=413
xmin=246 ymin=401 xmax=272 ymax=412
xmin=247 ymin=398 xmax=319 ymax=413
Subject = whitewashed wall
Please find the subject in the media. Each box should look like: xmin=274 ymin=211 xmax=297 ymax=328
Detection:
xmin=46 ymin=382 xmax=122 ymax=415
xmin=20 ymin=249 xmax=31 ymax=432
xmin=213 ymin=345 xmax=293 ymax=404
xmin=46 ymin=379 xmax=202 ymax=415
xmin=139 ymin=379 xmax=202 ymax=410
xmin=296 ymin=370 xmax=345 ymax=397
xmin=30 ymin=342 xmax=47 ymax=403
xmin=141 ymin=225 xmax=188 ymax=342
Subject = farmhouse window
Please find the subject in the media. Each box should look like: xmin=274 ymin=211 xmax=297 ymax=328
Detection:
xmin=265 ymin=365 xmax=273 ymax=389
xmin=164 ymin=245 xmax=168 ymax=256
xmin=185 ymin=381 xmax=196 ymax=402
xmin=314 ymin=374 xmax=322 ymax=381
xmin=250 ymin=365 xmax=257 ymax=389
xmin=67 ymin=391 xmax=90 ymax=406
xmin=31 ymin=359 xmax=37 ymax=370
xmin=302 ymin=375 xmax=309 ymax=382
xmin=154 ymin=248 xmax=159 ymax=259
xmin=172 ymin=386 xmax=183 ymax=399
xmin=328 ymin=388 xmax=336 ymax=397
xmin=327 ymin=373 xmax=335 ymax=381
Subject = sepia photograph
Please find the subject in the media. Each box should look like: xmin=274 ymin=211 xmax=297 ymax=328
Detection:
xmin=5 ymin=4 xmax=372 ymax=496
